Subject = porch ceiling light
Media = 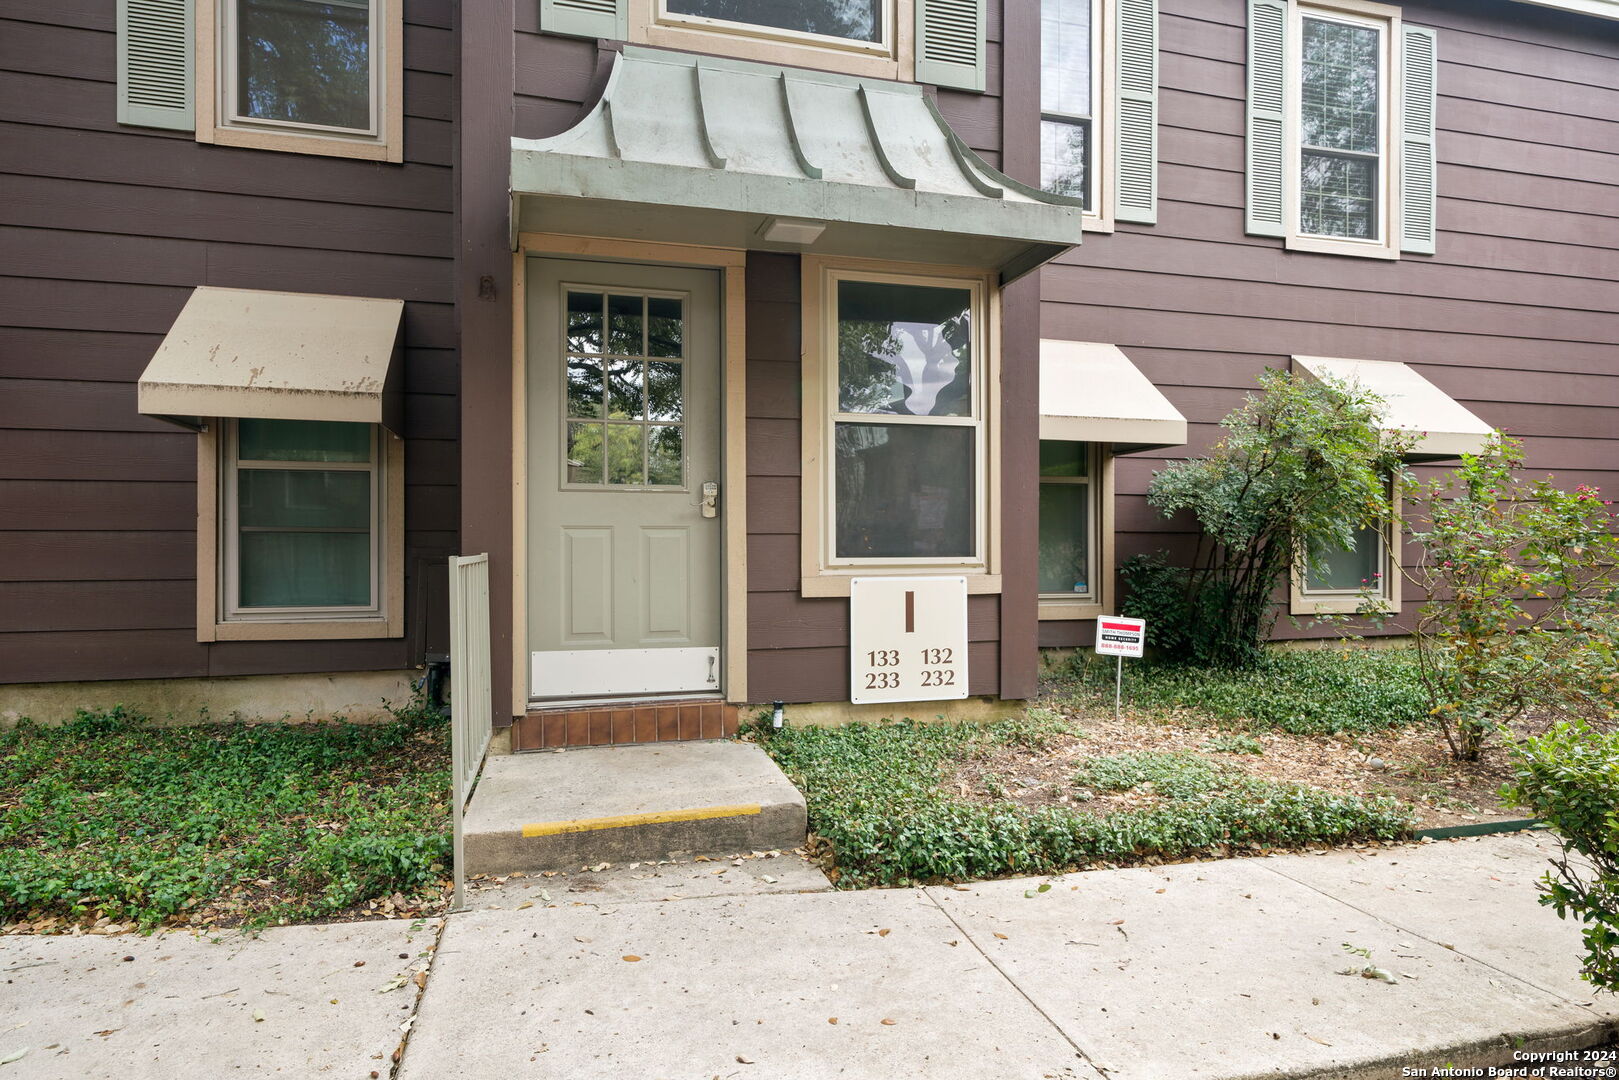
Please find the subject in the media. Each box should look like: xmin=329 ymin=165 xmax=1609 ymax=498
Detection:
xmin=758 ymin=216 xmax=827 ymax=246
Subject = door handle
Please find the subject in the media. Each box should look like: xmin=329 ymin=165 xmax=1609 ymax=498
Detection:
xmin=700 ymin=481 xmax=719 ymax=518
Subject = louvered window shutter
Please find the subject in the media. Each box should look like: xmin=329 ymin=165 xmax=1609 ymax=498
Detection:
xmin=117 ymin=0 xmax=193 ymax=131
xmin=1245 ymin=0 xmax=1287 ymax=237
xmin=1114 ymin=0 xmax=1158 ymax=224
xmin=1399 ymin=26 xmax=1438 ymax=254
xmin=540 ymin=0 xmax=628 ymax=40
xmin=915 ymin=0 xmax=986 ymax=93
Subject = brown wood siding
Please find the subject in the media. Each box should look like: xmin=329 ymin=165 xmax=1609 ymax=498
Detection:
xmin=1038 ymin=0 xmax=1619 ymax=649
xmin=0 ymin=1 xmax=458 ymax=684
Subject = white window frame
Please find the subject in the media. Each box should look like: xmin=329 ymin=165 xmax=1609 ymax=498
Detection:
xmin=799 ymin=257 xmax=1001 ymax=597
xmin=630 ymin=0 xmax=913 ymax=81
xmin=1285 ymin=0 xmax=1401 ymax=259
xmin=196 ymin=0 xmax=404 ymax=162
xmin=1040 ymin=0 xmax=1117 ymax=232
xmin=1037 ymin=442 xmax=1117 ymax=622
xmin=196 ymin=419 xmax=405 ymax=641
xmin=1291 ymin=484 xmax=1402 ymax=616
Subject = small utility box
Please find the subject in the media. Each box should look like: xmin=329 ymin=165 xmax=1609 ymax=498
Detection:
xmin=849 ymin=576 xmax=969 ymax=705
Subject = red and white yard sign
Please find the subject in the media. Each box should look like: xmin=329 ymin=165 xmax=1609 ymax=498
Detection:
xmin=1095 ymin=616 xmax=1146 ymax=658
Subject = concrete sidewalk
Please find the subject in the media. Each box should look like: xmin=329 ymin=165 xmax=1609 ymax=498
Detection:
xmin=2 ymin=834 xmax=1610 ymax=1079
xmin=401 ymin=832 xmax=1616 ymax=1080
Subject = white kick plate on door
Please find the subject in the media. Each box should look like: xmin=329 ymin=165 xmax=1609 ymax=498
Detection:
xmin=531 ymin=647 xmax=719 ymax=699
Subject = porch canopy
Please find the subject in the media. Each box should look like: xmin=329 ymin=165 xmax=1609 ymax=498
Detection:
xmin=1039 ymin=340 xmax=1188 ymax=453
xmin=137 ymin=286 xmax=404 ymax=432
xmin=509 ymin=47 xmax=1085 ymax=284
xmin=1292 ymin=355 xmax=1494 ymax=461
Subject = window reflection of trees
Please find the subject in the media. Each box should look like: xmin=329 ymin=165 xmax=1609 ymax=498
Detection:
xmin=836 ymin=282 xmax=972 ymax=418
xmin=665 ymin=0 xmax=883 ymax=43
xmin=237 ymin=0 xmax=371 ymax=130
xmin=1299 ymin=16 xmax=1380 ymax=239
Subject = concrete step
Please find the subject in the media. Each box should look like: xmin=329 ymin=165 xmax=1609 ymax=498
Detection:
xmin=462 ymin=741 xmax=807 ymax=876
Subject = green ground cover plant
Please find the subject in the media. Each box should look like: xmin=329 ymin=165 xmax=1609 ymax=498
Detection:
xmin=763 ymin=717 xmax=1413 ymax=888
xmin=0 ymin=701 xmax=450 ymax=931
xmin=1061 ymin=646 xmax=1427 ymax=735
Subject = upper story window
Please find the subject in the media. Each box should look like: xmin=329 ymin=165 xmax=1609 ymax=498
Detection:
xmin=660 ymin=0 xmax=892 ymax=53
xmin=227 ymin=0 xmax=376 ymax=134
xmin=1040 ymin=0 xmax=1100 ymax=213
xmin=1245 ymin=0 xmax=1438 ymax=258
xmin=1295 ymin=5 xmax=1388 ymax=245
xmin=200 ymin=0 xmax=402 ymax=161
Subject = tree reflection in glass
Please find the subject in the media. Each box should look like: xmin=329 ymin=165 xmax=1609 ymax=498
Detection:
xmin=836 ymin=281 xmax=972 ymax=417
xmin=237 ymin=0 xmax=371 ymax=131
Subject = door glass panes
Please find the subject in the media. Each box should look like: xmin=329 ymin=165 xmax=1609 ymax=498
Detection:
xmin=1038 ymin=440 xmax=1095 ymax=596
xmin=1300 ymin=15 xmax=1381 ymax=239
xmin=235 ymin=420 xmax=374 ymax=609
xmin=1040 ymin=0 xmax=1094 ymax=207
xmin=835 ymin=423 xmax=974 ymax=558
xmin=1306 ymin=524 xmax=1383 ymax=592
xmin=235 ymin=0 xmax=372 ymax=131
xmin=664 ymin=0 xmax=885 ymax=44
xmin=562 ymin=290 xmax=686 ymax=488
xmin=836 ymin=280 xmax=972 ymax=417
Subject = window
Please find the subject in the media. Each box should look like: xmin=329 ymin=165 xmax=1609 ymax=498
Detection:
xmin=1296 ymin=6 xmax=1387 ymax=244
xmin=630 ymin=0 xmax=910 ymax=80
xmin=201 ymin=418 xmax=403 ymax=639
xmin=198 ymin=0 xmax=402 ymax=161
xmin=1040 ymin=0 xmax=1102 ymax=213
xmin=800 ymin=260 xmax=999 ymax=596
xmin=1292 ymin=485 xmax=1400 ymax=615
xmin=1037 ymin=442 xmax=1099 ymax=599
xmin=659 ymin=0 xmax=891 ymax=52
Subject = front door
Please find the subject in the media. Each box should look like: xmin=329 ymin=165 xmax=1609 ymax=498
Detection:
xmin=527 ymin=258 xmax=723 ymax=701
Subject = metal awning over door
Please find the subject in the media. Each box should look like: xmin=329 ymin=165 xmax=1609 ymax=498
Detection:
xmin=509 ymin=47 xmax=1086 ymax=283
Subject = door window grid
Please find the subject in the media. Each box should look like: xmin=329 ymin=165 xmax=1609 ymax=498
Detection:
xmin=221 ymin=418 xmax=383 ymax=620
xmin=1040 ymin=0 xmax=1100 ymax=211
xmin=1037 ymin=441 xmax=1098 ymax=600
xmin=561 ymin=289 xmax=688 ymax=490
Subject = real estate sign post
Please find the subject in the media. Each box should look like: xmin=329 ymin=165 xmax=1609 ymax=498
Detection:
xmin=1094 ymin=616 xmax=1146 ymax=720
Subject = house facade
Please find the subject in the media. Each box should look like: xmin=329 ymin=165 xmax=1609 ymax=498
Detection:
xmin=2 ymin=0 xmax=1616 ymax=741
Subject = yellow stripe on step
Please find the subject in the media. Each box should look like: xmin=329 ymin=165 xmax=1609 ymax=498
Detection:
xmin=520 ymin=804 xmax=762 ymax=838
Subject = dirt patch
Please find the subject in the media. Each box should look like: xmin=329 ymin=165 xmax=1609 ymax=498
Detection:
xmin=952 ymin=708 xmax=1524 ymax=831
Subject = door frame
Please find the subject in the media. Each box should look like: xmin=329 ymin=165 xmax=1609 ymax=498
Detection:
xmin=512 ymin=233 xmax=748 ymax=713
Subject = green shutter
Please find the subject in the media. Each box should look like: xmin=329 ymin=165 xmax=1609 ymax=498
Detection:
xmin=915 ymin=0 xmax=986 ymax=93
xmin=1245 ymin=0 xmax=1287 ymax=237
xmin=1400 ymin=26 xmax=1439 ymax=255
xmin=117 ymin=0 xmax=193 ymax=131
xmin=1114 ymin=0 xmax=1158 ymax=224
xmin=540 ymin=0 xmax=628 ymax=40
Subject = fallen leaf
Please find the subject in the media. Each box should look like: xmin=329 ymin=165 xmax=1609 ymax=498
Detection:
xmin=353 ymin=960 xmax=366 ymax=968
xmin=993 ymin=933 xmax=1008 ymax=940
xmin=516 ymin=901 xmax=535 ymax=911
xmin=0 ymin=1049 xmax=28 ymax=1065
xmin=377 ymin=975 xmax=409 ymax=993
xmin=622 ymin=955 xmax=641 ymax=963
xmin=827 ymin=1018 xmax=838 ymax=1025
xmin=880 ymin=1018 xmax=897 ymax=1026
xmin=877 ymin=929 xmax=891 ymax=938
xmin=1109 ymin=919 xmax=1125 ymax=925
xmin=251 ymin=1010 xmax=265 ymax=1024
xmin=736 ymin=1055 xmax=754 ymax=1064
xmin=412 ymin=971 xmax=428 ymax=989
xmin=946 ymin=941 xmax=959 ymax=947
xmin=760 ymin=874 xmax=779 ymax=884
xmin=1304 ymin=1034 xmax=1332 ymax=1046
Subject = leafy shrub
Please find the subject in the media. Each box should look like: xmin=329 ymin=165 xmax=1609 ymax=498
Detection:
xmin=1503 ymin=720 xmax=1619 ymax=991
xmin=1399 ymin=438 xmax=1619 ymax=761
xmin=1203 ymin=734 xmax=1265 ymax=755
xmin=1065 ymin=646 xmax=1426 ymax=735
xmin=1127 ymin=370 xmax=1411 ymax=666
xmin=765 ymin=719 xmax=1412 ymax=888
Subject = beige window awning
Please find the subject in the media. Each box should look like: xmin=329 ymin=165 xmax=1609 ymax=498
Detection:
xmin=137 ymin=287 xmax=404 ymax=432
xmin=1039 ymin=340 xmax=1188 ymax=453
xmin=509 ymin=48 xmax=1085 ymax=284
xmin=1292 ymin=356 xmax=1493 ymax=461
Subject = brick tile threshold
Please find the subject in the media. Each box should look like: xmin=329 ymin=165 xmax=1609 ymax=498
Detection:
xmin=512 ymin=700 xmax=740 ymax=750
